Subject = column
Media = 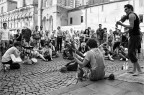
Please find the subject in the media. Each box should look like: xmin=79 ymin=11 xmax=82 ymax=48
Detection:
xmin=38 ymin=0 xmax=43 ymax=28
xmin=52 ymin=13 xmax=57 ymax=30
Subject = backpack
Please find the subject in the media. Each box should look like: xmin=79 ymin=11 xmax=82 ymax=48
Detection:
xmin=10 ymin=63 xmax=20 ymax=70
xmin=60 ymin=62 xmax=78 ymax=73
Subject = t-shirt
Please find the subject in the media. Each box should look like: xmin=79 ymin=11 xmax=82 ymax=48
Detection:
xmin=40 ymin=30 xmax=45 ymax=40
xmin=50 ymin=33 xmax=57 ymax=40
xmin=33 ymin=31 xmax=41 ymax=40
xmin=69 ymin=31 xmax=74 ymax=38
xmin=65 ymin=33 xmax=71 ymax=42
xmin=85 ymin=48 xmax=105 ymax=80
xmin=57 ymin=30 xmax=63 ymax=37
xmin=0 ymin=29 xmax=10 ymax=40
xmin=2 ymin=47 xmax=19 ymax=62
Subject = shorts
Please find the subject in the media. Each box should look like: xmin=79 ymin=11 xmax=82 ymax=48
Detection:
xmin=128 ymin=35 xmax=141 ymax=63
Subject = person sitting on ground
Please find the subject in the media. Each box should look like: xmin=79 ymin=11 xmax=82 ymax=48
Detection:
xmin=42 ymin=43 xmax=53 ymax=61
xmin=118 ymin=45 xmax=128 ymax=61
xmin=2 ymin=41 xmax=22 ymax=70
xmin=63 ymin=40 xmax=74 ymax=60
xmin=74 ymin=38 xmax=105 ymax=81
xmin=101 ymin=43 xmax=114 ymax=61
xmin=23 ymin=40 xmax=46 ymax=61
xmin=78 ymin=41 xmax=89 ymax=54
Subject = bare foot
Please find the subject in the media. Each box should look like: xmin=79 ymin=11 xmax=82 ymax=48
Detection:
xmin=132 ymin=72 xmax=144 ymax=76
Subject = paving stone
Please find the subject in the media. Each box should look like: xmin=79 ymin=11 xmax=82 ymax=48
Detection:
xmin=0 ymin=56 xmax=143 ymax=95
xmin=116 ymin=81 xmax=144 ymax=93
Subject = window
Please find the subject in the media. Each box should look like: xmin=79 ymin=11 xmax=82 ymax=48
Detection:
xmin=1 ymin=6 xmax=3 ymax=14
xmin=139 ymin=14 xmax=143 ymax=23
xmin=81 ymin=16 xmax=83 ymax=23
xmin=70 ymin=17 xmax=72 ymax=24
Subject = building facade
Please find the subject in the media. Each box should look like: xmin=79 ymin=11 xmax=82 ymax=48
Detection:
xmin=0 ymin=0 xmax=38 ymax=30
xmin=64 ymin=0 xmax=144 ymax=31
xmin=40 ymin=0 xmax=144 ymax=31
xmin=0 ymin=0 xmax=17 ymax=14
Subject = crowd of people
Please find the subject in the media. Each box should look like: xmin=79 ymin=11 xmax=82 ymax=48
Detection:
xmin=0 ymin=4 xmax=144 ymax=81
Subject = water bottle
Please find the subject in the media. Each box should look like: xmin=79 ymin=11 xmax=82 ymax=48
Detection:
xmin=125 ymin=62 xmax=129 ymax=70
xmin=122 ymin=62 xmax=129 ymax=70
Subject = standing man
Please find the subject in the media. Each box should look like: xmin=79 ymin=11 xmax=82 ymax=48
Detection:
xmin=96 ymin=24 xmax=104 ymax=45
xmin=15 ymin=29 xmax=22 ymax=42
xmin=21 ymin=23 xmax=32 ymax=46
xmin=40 ymin=26 xmax=45 ymax=47
xmin=0 ymin=23 xmax=10 ymax=55
xmin=32 ymin=25 xmax=41 ymax=47
xmin=116 ymin=4 xmax=143 ymax=75
xmin=57 ymin=26 xmax=63 ymax=52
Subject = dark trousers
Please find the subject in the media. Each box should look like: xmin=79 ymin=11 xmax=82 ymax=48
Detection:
xmin=57 ymin=36 xmax=62 ymax=52
xmin=128 ymin=35 xmax=141 ymax=63
xmin=2 ymin=60 xmax=13 ymax=65
xmin=98 ymin=39 xmax=104 ymax=45
xmin=113 ymin=42 xmax=121 ymax=51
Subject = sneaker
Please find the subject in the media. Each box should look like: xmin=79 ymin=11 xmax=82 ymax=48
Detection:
xmin=50 ymin=58 xmax=53 ymax=61
xmin=120 ymin=58 xmax=123 ymax=61
xmin=126 ymin=58 xmax=128 ymax=61
xmin=109 ymin=57 xmax=114 ymax=61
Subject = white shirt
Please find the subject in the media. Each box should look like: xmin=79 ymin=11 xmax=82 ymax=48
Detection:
xmin=2 ymin=47 xmax=19 ymax=62
xmin=69 ymin=31 xmax=74 ymax=38
xmin=40 ymin=30 xmax=45 ymax=40
xmin=0 ymin=29 xmax=10 ymax=40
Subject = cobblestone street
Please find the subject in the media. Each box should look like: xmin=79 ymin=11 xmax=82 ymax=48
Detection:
xmin=0 ymin=54 xmax=143 ymax=95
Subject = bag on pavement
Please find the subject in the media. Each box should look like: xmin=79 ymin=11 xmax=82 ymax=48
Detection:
xmin=10 ymin=63 xmax=20 ymax=69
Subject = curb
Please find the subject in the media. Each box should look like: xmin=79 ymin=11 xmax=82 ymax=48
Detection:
xmin=49 ymin=80 xmax=93 ymax=95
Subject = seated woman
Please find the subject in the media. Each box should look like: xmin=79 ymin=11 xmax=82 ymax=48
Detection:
xmin=2 ymin=41 xmax=22 ymax=70
xmin=74 ymin=39 xmax=105 ymax=81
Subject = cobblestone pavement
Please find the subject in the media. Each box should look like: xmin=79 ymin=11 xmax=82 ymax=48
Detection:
xmin=0 ymin=54 xmax=143 ymax=95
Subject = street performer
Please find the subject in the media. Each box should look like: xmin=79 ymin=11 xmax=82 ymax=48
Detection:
xmin=116 ymin=4 xmax=143 ymax=76
xmin=73 ymin=39 xmax=105 ymax=81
